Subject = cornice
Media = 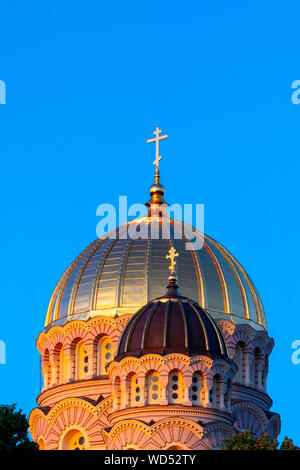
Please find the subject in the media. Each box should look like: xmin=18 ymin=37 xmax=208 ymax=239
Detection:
xmin=37 ymin=314 xmax=131 ymax=351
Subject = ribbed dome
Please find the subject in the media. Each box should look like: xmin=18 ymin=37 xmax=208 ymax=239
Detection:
xmin=116 ymin=279 xmax=228 ymax=360
xmin=45 ymin=218 xmax=266 ymax=331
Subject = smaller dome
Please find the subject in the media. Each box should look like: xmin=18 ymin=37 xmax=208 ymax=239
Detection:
xmin=116 ymin=279 xmax=228 ymax=360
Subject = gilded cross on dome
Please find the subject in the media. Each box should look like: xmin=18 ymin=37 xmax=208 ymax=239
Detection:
xmin=147 ymin=126 xmax=168 ymax=171
xmin=166 ymin=246 xmax=179 ymax=277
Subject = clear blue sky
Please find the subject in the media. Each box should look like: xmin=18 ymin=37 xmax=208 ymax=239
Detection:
xmin=0 ymin=0 xmax=300 ymax=443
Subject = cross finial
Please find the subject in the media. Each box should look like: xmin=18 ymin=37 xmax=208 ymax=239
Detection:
xmin=147 ymin=126 xmax=168 ymax=172
xmin=166 ymin=246 xmax=179 ymax=277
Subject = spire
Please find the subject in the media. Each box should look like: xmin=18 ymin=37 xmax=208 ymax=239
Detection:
xmin=145 ymin=126 xmax=168 ymax=207
xmin=165 ymin=246 xmax=180 ymax=296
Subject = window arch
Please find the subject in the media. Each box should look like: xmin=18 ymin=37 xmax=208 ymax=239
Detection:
xmin=234 ymin=342 xmax=247 ymax=384
xmin=59 ymin=346 xmax=68 ymax=383
xmin=211 ymin=374 xmax=222 ymax=409
xmin=54 ymin=343 xmax=68 ymax=385
xmin=262 ymin=355 xmax=268 ymax=392
xmin=113 ymin=376 xmax=121 ymax=411
xmin=75 ymin=340 xmax=89 ymax=381
xmin=146 ymin=370 xmax=161 ymax=405
xmin=126 ymin=372 xmax=140 ymax=407
xmin=61 ymin=428 xmax=87 ymax=450
xmin=168 ymin=369 xmax=183 ymax=404
xmin=224 ymin=378 xmax=232 ymax=410
xmin=189 ymin=371 xmax=203 ymax=406
xmin=253 ymin=347 xmax=263 ymax=389
xmin=96 ymin=336 xmax=113 ymax=376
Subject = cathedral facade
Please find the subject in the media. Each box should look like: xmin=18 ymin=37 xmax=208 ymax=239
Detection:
xmin=29 ymin=128 xmax=280 ymax=450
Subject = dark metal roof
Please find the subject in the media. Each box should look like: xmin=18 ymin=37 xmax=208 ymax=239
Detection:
xmin=116 ymin=279 xmax=229 ymax=360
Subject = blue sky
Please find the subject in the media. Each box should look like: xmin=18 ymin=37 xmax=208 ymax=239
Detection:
xmin=0 ymin=0 xmax=300 ymax=443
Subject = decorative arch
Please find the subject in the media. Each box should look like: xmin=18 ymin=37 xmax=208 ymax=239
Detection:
xmin=199 ymin=422 xmax=235 ymax=450
xmin=106 ymin=417 xmax=204 ymax=450
xmin=231 ymin=401 xmax=269 ymax=437
xmin=167 ymin=369 xmax=184 ymax=405
xmin=29 ymin=409 xmax=50 ymax=447
xmin=233 ymin=341 xmax=248 ymax=385
xmin=145 ymin=370 xmax=161 ymax=405
xmin=45 ymin=398 xmax=106 ymax=450
xmin=96 ymin=335 xmax=114 ymax=376
xmin=189 ymin=370 xmax=204 ymax=406
xmin=60 ymin=425 xmax=89 ymax=450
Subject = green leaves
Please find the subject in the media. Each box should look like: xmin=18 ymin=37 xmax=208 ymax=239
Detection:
xmin=0 ymin=404 xmax=38 ymax=451
xmin=221 ymin=430 xmax=298 ymax=451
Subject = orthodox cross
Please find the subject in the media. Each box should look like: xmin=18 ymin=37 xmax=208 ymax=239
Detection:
xmin=147 ymin=126 xmax=168 ymax=171
xmin=166 ymin=246 xmax=179 ymax=276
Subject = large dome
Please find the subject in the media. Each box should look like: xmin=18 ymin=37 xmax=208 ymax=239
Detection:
xmin=45 ymin=217 xmax=266 ymax=331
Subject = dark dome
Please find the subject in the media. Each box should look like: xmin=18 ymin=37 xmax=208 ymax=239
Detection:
xmin=116 ymin=280 xmax=228 ymax=360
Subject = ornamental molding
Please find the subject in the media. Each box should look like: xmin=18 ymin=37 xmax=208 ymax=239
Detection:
xmin=109 ymin=405 xmax=234 ymax=425
xmin=57 ymin=423 xmax=90 ymax=450
xmin=108 ymin=352 xmax=215 ymax=377
xmin=231 ymin=400 xmax=269 ymax=430
xmin=267 ymin=412 xmax=281 ymax=439
xmin=45 ymin=395 xmax=113 ymax=426
xmin=37 ymin=314 xmax=131 ymax=352
xmin=216 ymin=320 xmax=274 ymax=359
xmin=28 ymin=408 xmax=48 ymax=437
xmin=47 ymin=398 xmax=98 ymax=426
xmin=203 ymin=420 xmax=235 ymax=436
xmin=107 ymin=416 xmax=204 ymax=443
xmin=233 ymin=324 xmax=256 ymax=343
xmin=216 ymin=318 xmax=236 ymax=335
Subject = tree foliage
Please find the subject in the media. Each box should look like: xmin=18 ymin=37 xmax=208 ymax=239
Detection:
xmin=222 ymin=430 xmax=298 ymax=450
xmin=0 ymin=404 xmax=38 ymax=450
xmin=280 ymin=436 xmax=298 ymax=450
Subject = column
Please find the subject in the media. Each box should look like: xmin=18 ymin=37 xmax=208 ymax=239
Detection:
xmin=160 ymin=376 xmax=169 ymax=405
xmin=137 ymin=376 xmax=146 ymax=407
xmin=183 ymin=375 xmax=193 ymax=406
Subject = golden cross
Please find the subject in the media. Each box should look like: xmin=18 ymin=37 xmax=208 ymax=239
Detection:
xmin=147 ymin=126 xmax=168 ymax=171
xmin=166 ymin=246 xmax=179 ymax=276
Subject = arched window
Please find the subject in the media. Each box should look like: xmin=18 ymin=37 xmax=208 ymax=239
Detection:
xmin=189 ymin=371 xmax=203 ymax=406
xmin=262 ymin=355 xmax=268 ymax=392
xmin=54 ymin=343 xmax=68 ymax=385
xmin=253 ymin=347 xmax=263 ymax=389
xmin=126 ymin=372 xmax=140 ymax=407
xmin=75 ymin=340 xmax=89 ymax=381
xmin=168 ymin=369 xmax=183 ymax=404
xmin=62 ymin=429 xmax=87 ymax=450
xmin=113 ymin=376 xmax=121 ymax=411
xmin=146 ymin=370 xmax=161 ymax=405
xmin=224 ymin=379 xmax=232 ymax=410
xmin=97 ymin=336 xmax=113 ymax=376
xmin=59 ymin=346 xmax=68 ymax=384
xmin=234 ymin=342 xmax=247 ymax=384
